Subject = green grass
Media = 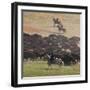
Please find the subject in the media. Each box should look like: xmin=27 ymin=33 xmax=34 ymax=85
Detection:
xmin=23 ymin=60 xmax=80 ymax=77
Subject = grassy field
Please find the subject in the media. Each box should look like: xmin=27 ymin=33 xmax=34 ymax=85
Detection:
xmin=23 ymin=60 xmax=80 ymax=77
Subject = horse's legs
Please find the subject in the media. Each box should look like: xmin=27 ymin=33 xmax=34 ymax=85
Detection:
xmin=48 ymin=64 xmax=52 ymax=70
xmin=62 ymin=61 xmax=64 ymax=66
xmin=58 ymin=60 xmax=64 ymax=67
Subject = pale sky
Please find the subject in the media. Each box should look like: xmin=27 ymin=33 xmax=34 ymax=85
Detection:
xmin=23 ymin=11 xmax=80 ymax=38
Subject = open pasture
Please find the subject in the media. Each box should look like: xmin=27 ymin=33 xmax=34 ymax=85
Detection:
xmin=23 ymin=60 xmax=80 ymax=77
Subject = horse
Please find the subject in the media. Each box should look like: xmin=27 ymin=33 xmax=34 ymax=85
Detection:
xmin=55 ymin=57 xmax=64 ymax=66
xmin=46 ymin=54 xmax=64 ymax=67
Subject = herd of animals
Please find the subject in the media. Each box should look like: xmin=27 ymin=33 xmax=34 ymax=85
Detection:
xmin=24 ymin=50 xmax=80 ymax=66
xmin=24 ymin=17 xmax=80 ymax=67
xmin=46 ymin=52 xmax=80 ymax=66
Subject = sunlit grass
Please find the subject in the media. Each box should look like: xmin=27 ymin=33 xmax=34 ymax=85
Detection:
xmin=23 ymin=60 xmax=80 ymax=77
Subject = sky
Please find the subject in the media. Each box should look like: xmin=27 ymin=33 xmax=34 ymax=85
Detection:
xmin=23 ymin=11 xmax=80 ymax=38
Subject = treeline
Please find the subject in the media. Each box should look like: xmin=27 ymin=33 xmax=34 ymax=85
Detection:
xmin=23 ymin=33 xmax=80 ymax=63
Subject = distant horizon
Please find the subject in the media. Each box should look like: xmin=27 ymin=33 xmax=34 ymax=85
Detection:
xmin=24 ymin=32 xmax=80 ymax=39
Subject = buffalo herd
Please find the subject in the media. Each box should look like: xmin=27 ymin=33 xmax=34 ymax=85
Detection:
xmin=24 ymin=33 xmax=80 ymax=66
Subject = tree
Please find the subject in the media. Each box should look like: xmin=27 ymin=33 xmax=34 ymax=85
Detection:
xmin=23 ymin=33 xmax=80 ymax=64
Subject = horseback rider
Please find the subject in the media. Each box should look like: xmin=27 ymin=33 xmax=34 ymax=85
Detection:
xmin=48 ymin=52 xmax=55 ymax=66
